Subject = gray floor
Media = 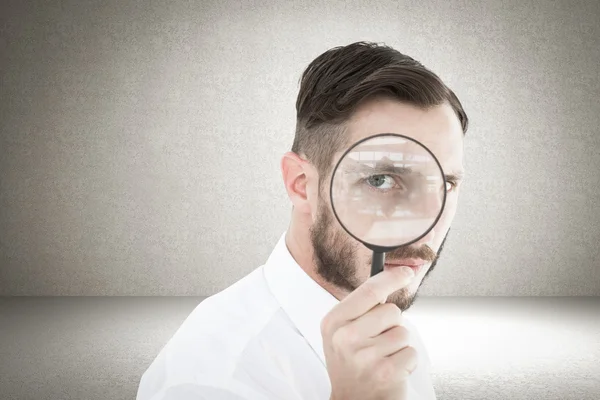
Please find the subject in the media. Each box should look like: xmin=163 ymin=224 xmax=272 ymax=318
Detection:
xmin=0 ymin=297 xmax=598 ymax=400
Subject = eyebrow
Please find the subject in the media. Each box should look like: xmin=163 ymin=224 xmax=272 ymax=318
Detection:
xmin=343 ymin=158 xmax=465 ymax=181
xmin=348 ymin=164 xmax=441 ymax=183
xmin=445 ymin=172 xmax=465 ymax=182
xmin=344 ymin=160 xmax=414 ymax=175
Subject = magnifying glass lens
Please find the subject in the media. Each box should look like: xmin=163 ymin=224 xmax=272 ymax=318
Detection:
xmin=331 ymin=134 xmax=446 ymax=250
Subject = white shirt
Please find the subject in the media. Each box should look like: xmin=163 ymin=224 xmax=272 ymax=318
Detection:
xmin=137 ymin=232 xmax=437 ymax=400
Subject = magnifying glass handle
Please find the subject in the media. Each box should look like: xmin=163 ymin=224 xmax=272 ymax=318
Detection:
xmin=370 ymin=251 xmax=385 ymax=277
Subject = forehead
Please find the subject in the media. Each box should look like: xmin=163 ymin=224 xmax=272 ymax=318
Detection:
xmin=342 ymin=97 xmax=464 ymax=172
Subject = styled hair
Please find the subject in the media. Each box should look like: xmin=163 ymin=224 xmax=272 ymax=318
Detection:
xmin=291 ymin=41 xmax=469 ymax=180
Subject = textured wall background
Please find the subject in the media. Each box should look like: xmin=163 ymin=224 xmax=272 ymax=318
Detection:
xmin=1 ymin=0 xmax=599 ymax=296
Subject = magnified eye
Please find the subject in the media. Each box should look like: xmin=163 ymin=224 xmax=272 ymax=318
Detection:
xmin=363 ymin=174 xmax=408 ymax=193
xmin=366 ymin=174 xmax=394 ymax=189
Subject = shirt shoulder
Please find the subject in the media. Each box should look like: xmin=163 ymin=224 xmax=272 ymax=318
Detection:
xmin=137 ymin=266 xmax=292 ymax=399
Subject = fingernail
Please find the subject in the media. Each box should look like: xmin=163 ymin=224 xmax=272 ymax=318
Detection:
xmin=399 ymin=266 xmax=415 ymax=278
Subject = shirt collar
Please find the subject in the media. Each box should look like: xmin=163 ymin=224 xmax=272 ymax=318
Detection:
xmin=263 ymin=231 xmax=340 ymax=366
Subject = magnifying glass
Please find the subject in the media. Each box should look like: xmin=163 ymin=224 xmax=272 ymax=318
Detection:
xmin=330 ymin=133 xmax=447 ymax=277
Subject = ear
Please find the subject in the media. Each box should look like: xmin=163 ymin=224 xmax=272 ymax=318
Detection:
xmin=280 ymin=152 xmax=317 ymax=216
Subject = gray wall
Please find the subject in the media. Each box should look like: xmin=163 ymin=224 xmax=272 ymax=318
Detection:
xmin=1 ymin=0 xmax=599 ymax=296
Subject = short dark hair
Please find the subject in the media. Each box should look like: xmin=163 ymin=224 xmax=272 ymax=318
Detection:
xmin=291 ymin=41 xmax=469 ymax=180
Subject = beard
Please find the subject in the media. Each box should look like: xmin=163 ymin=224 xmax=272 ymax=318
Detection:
xmin=310 ymin=202 xmax=450 ymax=312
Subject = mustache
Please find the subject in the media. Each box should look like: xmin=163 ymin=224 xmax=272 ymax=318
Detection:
xmin=385 ymin=244 xmax=438 ymax=263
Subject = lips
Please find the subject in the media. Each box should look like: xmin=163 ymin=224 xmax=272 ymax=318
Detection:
xmin=384 ymin=258 xmax=426 ymax=273
xmin=385 ymin=258 xmax=426 ymax=268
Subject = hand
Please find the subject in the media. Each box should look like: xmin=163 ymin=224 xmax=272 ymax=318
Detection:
xmin=321 ymin=266 xmax=418 ymax=400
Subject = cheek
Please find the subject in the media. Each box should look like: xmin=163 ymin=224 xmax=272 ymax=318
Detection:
xmin=355 ymin=247 xmax=375 ymax=281
xmin=307 ymin=192 xmax=319 ymax=223
xmin=312 ymin=185 xmax=333 ymax=224
xmin=434 ymin=194 xmax=459 ymax=244
xmin=443 ymin=195 xmax=459 ymax=221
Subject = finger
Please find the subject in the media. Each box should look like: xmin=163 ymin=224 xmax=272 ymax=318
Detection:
xmin=330 ymin=305 xmax=403 ymax=352
xmin=358 ymin=325 xmax=411 ymax=360
xmin=386 ymin=345 xmax=419 ymax=379
xmin=324 ymin=267 xmax=414 ymax=332
xmin=346 ymin=303 xmax=404 ymax=340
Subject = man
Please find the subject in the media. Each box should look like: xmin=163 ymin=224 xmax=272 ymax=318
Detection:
xmin=137 ymin=41 xmax=468 ymax=400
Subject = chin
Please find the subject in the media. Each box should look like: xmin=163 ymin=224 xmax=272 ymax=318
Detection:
xmin=405 ymin=273 xmax=427 ymax=298
xmin=387 ymin=289 xmax=417 ymax=311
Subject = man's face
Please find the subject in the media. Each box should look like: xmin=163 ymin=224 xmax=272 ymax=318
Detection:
xmin=309 ymin=98 xmax=465 ymax=311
